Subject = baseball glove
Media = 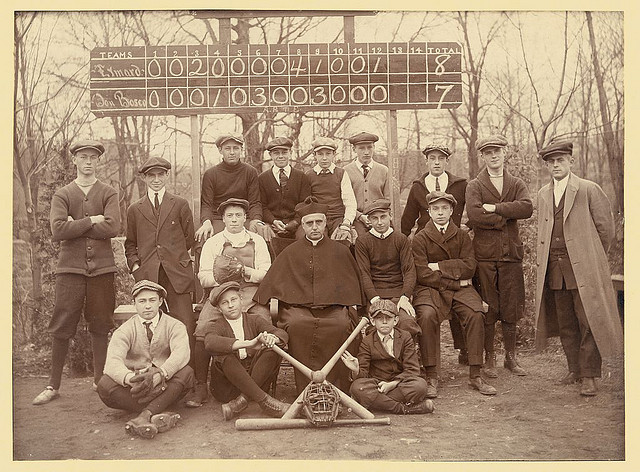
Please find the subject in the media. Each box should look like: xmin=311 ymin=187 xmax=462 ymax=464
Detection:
xmin=130 ymin=366 xmax=166 ymax=404
xmin=213 ymin=253 xmax=245 ymax=283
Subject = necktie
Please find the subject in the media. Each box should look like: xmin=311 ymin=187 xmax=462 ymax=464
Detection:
xmin=320 ymin=169 xmax=330 ymax=174
xmin=383 ymin=334 xmax=393 ymax=356
xmin=440 ymin=227 xmax=446 ymax=236
xmin=362 ymin=165 xmax=369 ymax=178
xmin=143 ymin=321 xmax=153 ymax=343
xmin=154 ymin=192 xmax=160 ymax=213
xmin=279 ymin=168 xmax=288 ymax=188
xmin=435 ymin=177 xmax=440 ymax=191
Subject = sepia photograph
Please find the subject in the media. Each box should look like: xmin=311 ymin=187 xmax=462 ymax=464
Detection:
xmin=11 ymin=3 xmax=627 ymax=463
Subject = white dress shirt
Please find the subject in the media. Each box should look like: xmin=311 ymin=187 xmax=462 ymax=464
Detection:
xmin=424 ymin=172 xmax=449 ymax=193
xmin=147 ymin=187 xmax=166 ymax=206
xmin=227 ymin=317 xmax=247 ymax=360
xmin=271 ymin=164 xmax=292 ymax=185
xmin=369 ymin=227 xmax=394 ymax=239
xmin=554 ymin=173 xmax=570 ymax=206
xmin=377 ymin=330 xmax=395 ymax=357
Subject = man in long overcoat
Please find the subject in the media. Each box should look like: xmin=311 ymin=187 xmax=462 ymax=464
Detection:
xmin=534 ymin=139 xmax=623 ymax=396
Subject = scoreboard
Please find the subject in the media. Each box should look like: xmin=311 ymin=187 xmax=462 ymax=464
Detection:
xmin=90 ymin=42 xmax=462 ymax=116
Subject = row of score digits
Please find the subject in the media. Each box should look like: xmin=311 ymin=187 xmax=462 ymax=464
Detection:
xmin=90 ymin=42 xmax=462 ymax=116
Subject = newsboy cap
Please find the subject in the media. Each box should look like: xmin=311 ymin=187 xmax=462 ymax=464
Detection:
xmin=70 ymin=139 xmax=105 ymax=156
xmin=295 ymin=196 xmax=329 ymax=219
xmin=349 ymin=132 xmax=379 ymax=145
xmin=476 ymin=135 xmax=508 ymax=152
xmin=215 ymin=133 xmax=244 ymax=147
xmin=209 ymin=281 xmax=241 ymax=306
xmin=363 ymin=198 xmax=392 ymax=216
xmin=369 ymin=299 xmax=398 ymax=318
xmin=217 ymin=198 xmax=249 ymax=215
xmin=266 ymin=137 xmax=293 ymax=151
xmin=311 ymin=137 xmax=338 ymax=152
xmin=422 ymin=144 xmax=451 ymax=157
xmin=539 ymin=139 xmax=573 ymax=160
xmin=426 ymin=191 xmax=458 ymax=207
xmin=132 ymin=279 xmax=167 ymax=299
xmin=139 ymin=156 xmax=171 ymax=174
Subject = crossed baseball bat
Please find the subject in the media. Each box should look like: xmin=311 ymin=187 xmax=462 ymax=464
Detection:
xmin=235 ymin=317 xmax=391 ymax=430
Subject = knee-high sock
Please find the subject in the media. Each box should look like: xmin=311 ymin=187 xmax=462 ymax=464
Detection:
xmin=484 ymin=322 xmax=496 ymax=354
xmin=193 ymin=340 xmax=211 ymax=384
xmin=91 ymin=333 xmax=109 ymax=384
xmin=502 ymin=321 xmax=517 ymax=353
xmin=48 ymin=338 xmax=70 ymax=390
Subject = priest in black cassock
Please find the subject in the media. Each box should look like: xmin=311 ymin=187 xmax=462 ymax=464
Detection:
xmin=254 ymin=196 xmax=365 ymax=392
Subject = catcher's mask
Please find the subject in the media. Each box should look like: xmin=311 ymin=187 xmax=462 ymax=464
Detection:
xmin=302 ymin=382 xmax=341 ymax=427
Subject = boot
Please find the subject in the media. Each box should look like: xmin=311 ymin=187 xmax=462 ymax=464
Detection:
xmin=258 ymin=394 xmax=291 ymax=418
xmin=185 ymin=381 xmax=208 ymax=408
xmin=402 ymin=399 xmax=435 ymax=415
xmin=221 ymin=394 xmax=249 ymax=421
xmin=504 ymin=351 xmax=527 ymax=376
xmin=483 ymin=352 xmax=498 ymax=378
xmin=150 ymin=411 xmax=181 ymax=433
xmin=580 ymin=377 xmax=597 ymax=396
xmin=125 ymin=410 xmax=158 ymax=439
xmin=458 ymin=349 xmax=469 ymax=366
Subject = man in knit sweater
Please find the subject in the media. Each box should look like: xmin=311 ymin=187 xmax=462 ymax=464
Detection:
xmin=344 ymin=132 xmax=390 ymax=239
xmin=97 ymin=280 xmax=193 ymax=439
xmin=306 ymin=137 xmax=357 ymax=243
xmin=257 ymin=136 xmax=310 ymax=242
xmin=33 ymin=139 xmax=121 ymax=406
xmin=195 ymin=134 xmax=265 ymax=242
xmin=354 ymin=199 xmax=420 ymax=338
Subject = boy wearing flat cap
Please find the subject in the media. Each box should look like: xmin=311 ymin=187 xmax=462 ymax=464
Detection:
xmin=195 ymin=134 xmax=264 ymax=242
xmin=257 ymin=136 xmax=311 ymax=242
xmin=202 ymin=281 xmax=290 ymax=420
xmin=124 ymin=156 xmax=196 ymax=366
xmin=412 ymin=191 xmax=496 ymax=397
xmin=341 ymin=299 xmax=433 ymax=415
xmin=33 ymin=139 xmax=121 ymax=405
xmin=306 ymin=136 xmax=358 ymax=244
xmin=354 ymin=198 xmax=421 ymax=338
xmin=465 ymin=135 xmax=533 ymax=379
xmin=534 ymin=139 xmax=622 ymax=396
xmin=344 ymin=132 xmax=390 ymax=239
xmin=96 ymin=280 xmax=194 ymax=439
xmin=187 ymin=197 xmax=271 ymax=407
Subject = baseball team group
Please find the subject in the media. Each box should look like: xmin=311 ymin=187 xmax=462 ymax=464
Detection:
xmin=29 ymin=129 xmax=623 ymax=439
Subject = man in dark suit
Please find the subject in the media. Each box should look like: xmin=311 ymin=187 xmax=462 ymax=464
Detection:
xmin=124 ymin=156 xmax=196 ymax=363
xmin=257 ymin=136 xmax=311 ymax=243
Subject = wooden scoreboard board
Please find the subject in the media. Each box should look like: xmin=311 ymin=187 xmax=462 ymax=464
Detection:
xmin=90 ymin=42 xmax=462 ymax=116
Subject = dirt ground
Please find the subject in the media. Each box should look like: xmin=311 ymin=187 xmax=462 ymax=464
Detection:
xmin=13 ymin=334 xmax=624 ymax=462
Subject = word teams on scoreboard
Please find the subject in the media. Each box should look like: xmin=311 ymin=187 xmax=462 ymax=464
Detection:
xmin=90 ymin=42 xmax=462 ymax=116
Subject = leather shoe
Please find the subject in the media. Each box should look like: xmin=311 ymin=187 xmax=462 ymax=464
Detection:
xmin=558 ymin=372 xmax=580 ymax=385
xmin=403 ymin=399 xmax=435 ymax=415
xmin=483 ymin=352 xmax=498 ymax=379
xmin=504 ymin=352 xmax=527 ymax=376
xmin=185 ymin=382 xmax=208 ymax=408
xmin=125 ymin=411 xmax=158 ymax=439
xmin=469 ymin=376 xmax=497 ymax=395
xmin=458 ymin=349 xmax=469 ymax=366
xmin=150 ymin=411 xmax=181 ymax=433
xmin=258 ymin=394 xmax=291 ymax=418
xmin=32 ymin=386 xmax=60 ymax=405
xmin=425 ymin=377 xmax=438 ymax=398
xmin=580 ymin=377 xmax=597 ymax=396
xmin=221 ymin=394 xmax=249 ymax=421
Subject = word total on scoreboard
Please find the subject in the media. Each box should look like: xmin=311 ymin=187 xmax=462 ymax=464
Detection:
xmin=90 ymin=42 xmax=462 ymax=116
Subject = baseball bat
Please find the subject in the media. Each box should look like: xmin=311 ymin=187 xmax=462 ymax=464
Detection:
xmin=235 ymin=417 xmax=390 ymax=431
xmin=335 ymin=388 xmax=375 ymax=419
xmin=281 ymin=388 xmax=306 ymax=420
xmin=270 ymin=344 xmax=315 ymax=380
xmin=319 ymin=317 xmax=369 ymax=378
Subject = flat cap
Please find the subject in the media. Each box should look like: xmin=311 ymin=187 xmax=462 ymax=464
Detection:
xmin=295 ymin=196 xmax=329 ymax=218
xmin=422 ymin=144 xmax=451 ymax=157
xmin=539 ymin=139 xmax=573 ymax=160
xmin=349 ymin=132 xmax=379 ymax=145
xmin=132 ymin=279 xmax=167 ymax=299
xmin=426 ymin=190 xmax=458 ymax=207
xmin=476 ymin=135 xmax=508 ymax=152
xmin=217 ymin=198 xmax=249 ymax=215
xmin=369 ymin=299 xmax=398 ymax=318
xmin=215 ymin=133 xmax=244 ymax=147
xmin=363 ymin=198 xmax=391 ymax=216
xmin=70 ymin=139 xmax=105 ymax=156
xmin=139 ymin=156 xmax=171 ymax=174
xmin=209 ymin=281 xmax=241 ymax=306
xmin=311 ymin=137 xmax=338 ymax=152
xmin=266 ymin=137 xmax=293 ymax=151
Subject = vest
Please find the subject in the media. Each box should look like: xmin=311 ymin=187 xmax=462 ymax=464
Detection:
xmin=547 ymin=193 xmax=577 ymax=290
xmin=307 ymin=167 xmax=345 ymax=221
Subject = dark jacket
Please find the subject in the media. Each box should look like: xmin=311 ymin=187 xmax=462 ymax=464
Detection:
xmin=354 ymin=328 xmax=421 ymax=382
xmin=125 ymin=192 xmax=195 ymax=294
xmin=258 ymin=166 xmax=310 ymax=228
xmin=202 ymin=312 xmax=288 ymax=359
xmin=401 ymin=171 xmax=467 ymax=235
xmin=465 ymin=168 xmax=533 ymax=262
xmin=412 ymin=220 xmax=484 ymax=322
